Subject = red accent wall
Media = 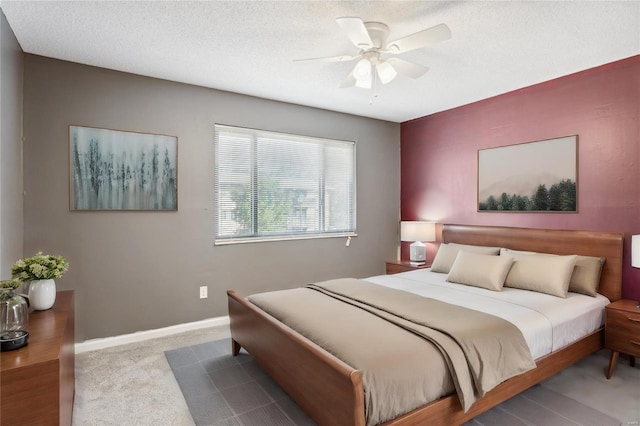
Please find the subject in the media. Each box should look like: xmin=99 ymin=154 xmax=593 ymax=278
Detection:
xmin=401 ymin=55 xmax=640 ymax=301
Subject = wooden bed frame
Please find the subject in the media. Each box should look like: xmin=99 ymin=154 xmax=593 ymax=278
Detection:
xmin=227 ymin=224 xmax=623 ymax=426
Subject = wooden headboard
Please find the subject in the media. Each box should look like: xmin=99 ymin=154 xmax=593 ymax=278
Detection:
xmin=442 ymin=224 xmax=624 ymax=302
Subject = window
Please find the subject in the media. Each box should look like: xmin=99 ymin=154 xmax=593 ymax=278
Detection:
xmin=214 ymin=125 xmax=356 ymax=244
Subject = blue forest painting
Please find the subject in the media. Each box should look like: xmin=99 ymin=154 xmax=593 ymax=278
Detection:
xmin=70 ymin=126 xmax=177 ymax=210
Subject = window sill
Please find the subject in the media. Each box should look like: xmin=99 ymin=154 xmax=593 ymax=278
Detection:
xmin=214 ymin=232 xmax=357 ymax=246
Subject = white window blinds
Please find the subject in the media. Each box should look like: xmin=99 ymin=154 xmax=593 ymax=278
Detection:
xmin=214 ymin=125 xmax=356 ymax=244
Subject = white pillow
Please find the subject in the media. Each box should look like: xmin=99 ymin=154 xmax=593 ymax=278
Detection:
xmin=447 ymin=251 xmax=514 ymax=291
xmin=501 ymin=248 xmax=605 ymax=296
xmin=431 ymin=243 xmax=501 ymax=274
xmin=503 ymin=252 xmax=578 ymax=298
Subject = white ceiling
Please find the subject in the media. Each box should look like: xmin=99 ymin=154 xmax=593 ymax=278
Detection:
xmin=1 ymin=1 xmax=639 ymax=123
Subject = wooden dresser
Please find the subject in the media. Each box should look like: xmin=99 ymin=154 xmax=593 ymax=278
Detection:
xmin=1 ymin=290 xmax=75 ymax=425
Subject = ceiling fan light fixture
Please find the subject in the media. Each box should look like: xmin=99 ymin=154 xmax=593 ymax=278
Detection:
xmin=354 ymin=57 xmax=372 ymax=80
xmin=355 ymin=73 xmax=372 ymax=89
xmin=376 ymin=61 xmax=398 ymax=84
xmin=295 ymin=17 xmax=450 ymax=92
xmin=386 ymin=44 xmax=400 ymax=53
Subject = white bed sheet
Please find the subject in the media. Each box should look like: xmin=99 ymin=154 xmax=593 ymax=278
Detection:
xmin=364 ymin=269 xmax=609 ymax=359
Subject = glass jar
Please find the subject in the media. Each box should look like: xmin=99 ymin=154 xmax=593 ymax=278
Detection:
xmin=0 ymin=289 xmax=29 ymax=333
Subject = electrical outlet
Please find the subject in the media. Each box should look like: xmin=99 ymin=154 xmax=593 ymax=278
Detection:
xmin=199 ymin=286 xmax=208 ymax=299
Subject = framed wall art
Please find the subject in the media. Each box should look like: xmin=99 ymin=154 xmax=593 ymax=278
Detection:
xmin=478 ymin=135 xmax=577 ymax=212
xmin=70 ymin=125 xmax=178 ymax=211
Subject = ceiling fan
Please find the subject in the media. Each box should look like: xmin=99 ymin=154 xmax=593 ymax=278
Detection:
xmin=295 ymin=17 xmax=452 ymax=89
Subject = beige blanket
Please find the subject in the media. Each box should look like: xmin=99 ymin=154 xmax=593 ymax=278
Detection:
xmin=248 ymin=278 xmax=535 ymax=425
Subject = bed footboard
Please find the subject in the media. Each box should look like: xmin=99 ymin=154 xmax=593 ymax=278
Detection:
xmin=227 ymin=290 xmax=366 ymax=426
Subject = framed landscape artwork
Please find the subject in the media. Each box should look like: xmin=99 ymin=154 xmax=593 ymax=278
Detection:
xmin=477 ymin=135 xmax=578 ymax=212
xmin=70 ymin=125 xmax=178 ymax=211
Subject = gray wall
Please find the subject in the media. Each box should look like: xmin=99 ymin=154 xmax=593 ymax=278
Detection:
xmin=0 ymin=9 xmax=23 ymax=279
xmin=23 ymin=55 xmax=400 ymax=341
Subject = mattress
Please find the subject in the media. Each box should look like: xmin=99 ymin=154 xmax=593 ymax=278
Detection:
xmin=364 ymin=268 xmax=609 ymax=359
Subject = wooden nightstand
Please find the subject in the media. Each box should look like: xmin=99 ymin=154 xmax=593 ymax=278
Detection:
xmin=385 ymin=260 xmax=431 ymax=274
xmin=605 ymin=299 xmax=640 ymax=379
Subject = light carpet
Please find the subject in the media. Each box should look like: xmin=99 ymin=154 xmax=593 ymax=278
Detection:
xmin=165 ymin=338 xmax=622 ymax=426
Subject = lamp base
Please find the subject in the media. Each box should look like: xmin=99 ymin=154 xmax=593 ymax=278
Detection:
xmin=409 ymin=241 xmax=426 ymax=263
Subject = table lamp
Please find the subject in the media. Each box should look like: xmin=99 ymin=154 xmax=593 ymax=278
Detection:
xmin=400 ymin=221 xmax=436 ymax=263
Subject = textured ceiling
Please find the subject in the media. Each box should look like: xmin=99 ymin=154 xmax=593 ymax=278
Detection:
xmin=1 ymin=1 xmax=639 ymax=123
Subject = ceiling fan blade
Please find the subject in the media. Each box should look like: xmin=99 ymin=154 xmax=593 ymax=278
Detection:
xmin=293 ymin=55 xmax=357 ymax=63
xmin=386 ymin=58 xmax=429 ymax=79
xmin=336 ymin=17 xmax=373 ymax=49
xmin=386 ymin=23 xmax=451 ymax=54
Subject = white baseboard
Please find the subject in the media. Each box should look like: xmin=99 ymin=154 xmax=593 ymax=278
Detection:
xmin=74 ymin=315 xmax=230 ymax=354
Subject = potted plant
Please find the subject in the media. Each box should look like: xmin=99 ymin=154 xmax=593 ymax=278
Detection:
xmin=0 ymin=279 xmax=22 ymax=302
xmin=11 ymin=252 xmax=69 ymax=310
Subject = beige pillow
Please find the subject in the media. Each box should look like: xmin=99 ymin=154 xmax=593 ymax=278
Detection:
xmin=431 ymin=243 xmax=501 ymax=273
xmin=570 ymin=256 xmax=606 ymax=296
xmin=503 ymin=253 xmax=578 ymax=298
xmin=447 ymin=251 xmax=514 ymax=291
xmin=501 ymin=248 xmax=605 ymax=296
xmin=500 ymin=248 xmax=535 ymax=256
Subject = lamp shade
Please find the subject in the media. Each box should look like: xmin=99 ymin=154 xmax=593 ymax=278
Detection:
xmin=354 ymin=58 xmax=373 ymax=89
xmin=632 ymin=235 xmax=640 ymax=268
xmin=400 ymin=221 xmax=436 ymax=242
xmin=376 ymin=61 xmax=398 ymax=85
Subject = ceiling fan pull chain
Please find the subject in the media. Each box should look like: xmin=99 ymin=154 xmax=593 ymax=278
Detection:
xmin=370 ymin=68 xmax=380 ymax=105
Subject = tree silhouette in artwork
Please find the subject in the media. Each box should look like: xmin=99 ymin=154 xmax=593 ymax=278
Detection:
xmin=71 ymin=130 xmax=177 ymax=210
xmin=479 ymin=179 xmax=576 ymax=212
xmin=532 ymin=184 xmax=549 ymax=211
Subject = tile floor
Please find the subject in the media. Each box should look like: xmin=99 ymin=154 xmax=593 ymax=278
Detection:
xmin=74 ymin=326 xmax=640 ymax=426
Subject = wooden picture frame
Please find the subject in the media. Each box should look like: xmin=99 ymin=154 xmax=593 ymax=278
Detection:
xmin=69 ymin=125 xmax=178 ymax=211
xmin=477 ymin=135 xmax=578 ymax=212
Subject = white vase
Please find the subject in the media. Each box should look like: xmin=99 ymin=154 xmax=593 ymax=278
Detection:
xmin=28 ymin=279 xmax=56 ymax=310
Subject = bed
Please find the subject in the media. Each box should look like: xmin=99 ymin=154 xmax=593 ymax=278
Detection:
xmin=227 ymin=224 xmax=623 ymax=426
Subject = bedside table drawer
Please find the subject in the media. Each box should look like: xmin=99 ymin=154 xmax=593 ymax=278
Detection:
xmin=605 ymin=330 xmax=640 ymax=357
xmin=606 ymin=309 xmax=640 ymax=334
xmin=385 ymin=261 xmax=430 ymax=275
xmin=386 ymin=263 xmax=414 ymax=274
xmin=604 ymin=299 xmax=640 ymax=379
